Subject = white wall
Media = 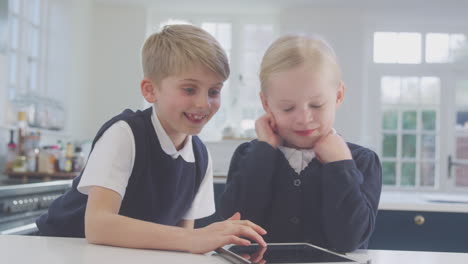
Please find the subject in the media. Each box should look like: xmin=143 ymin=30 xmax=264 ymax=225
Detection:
xmin=47 ymin=0 xmax=93 ymax=142
xmin=280 ymin=7 xmax=366 ymax=145
xmin=87 ymin=4 xmax=146 ymax=138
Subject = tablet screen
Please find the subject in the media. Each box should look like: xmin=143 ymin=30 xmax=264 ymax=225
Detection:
xmin=225 ymin=244 xmax=358 ymax=263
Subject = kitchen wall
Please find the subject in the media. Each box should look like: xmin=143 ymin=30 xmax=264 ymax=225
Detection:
xmin=2 ymin=1 xmax=468 ymax=174
xmin=87 ymin=4 xmax=146 ymax=138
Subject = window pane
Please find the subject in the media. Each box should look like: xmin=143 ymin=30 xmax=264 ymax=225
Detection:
xmin=456 ymin=111 xmax=468 ymax=131
xmin=402 ymin=134 xmax=417 ymax=158
xmin=241 ymin=52 xmax=262 ymax=79
xmin=382 ymin=134 xmax=397 ymax=157
xmin=374 ymin=32 xmax=398 ymax=63
xmin=401 ymin=162 xmax=416 ymax=186
xmin=456 ymin=137 xmax=468 ymax=160
xmin=426 ymin=33 xmax=449 ymax=63
xmin=217 ymin=23 xmax=232 ymax=50
xmin=29 ymin=27 xmax=40 ymax=57
xmin=201 ymin=23 xmax=216 ymax=35
xmin=449 ymin=34 xmax=467 ymax=62
xmin=9 ymin=53 xmax=17 ymax=85
xmin=420 ymin=77 xmax=440 ymax=104
xmin=28 ymin=0 xmax=41 ymax=25
xmin=382 ymin=162 xmax=396 ymax=185
xmin=421 ymin=134 xmax=436 ymax=159
xmin=28 ymin=60 xmax=38 ymax=91
xmin=9 ymin=16 xmax=19 ymax=49
xmin=381 ymin=76 xmax=400 ymax=104
xmin=382 ymin=110 xmax=398 ymax=130
xmin=9 ymin=0 xmax=20 ymax=14
xmin=400 ymin=77 xmax=419 ymax=104
xmin=202 ymin=23 xmax=232 ymax=53
xmin=243 ymin=24 xmax=274 ymax=51
xmin=402 ymin=111 xmax=417 ymax=130
xmin=455 ymin=80 xmax=468 ymax=106
xmin=397 ymin=33 xmax=421 ymax=64
xmin=455 ymin=167 xmax=468 ymax=187
xmin=420 ymin=162 xmax=435 ymax=186
xmin=421 ymin=110 xmax=436 ymax=131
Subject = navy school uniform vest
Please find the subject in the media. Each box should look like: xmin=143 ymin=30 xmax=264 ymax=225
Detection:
xmin=36 ymin=107 xmax=208 ymax=237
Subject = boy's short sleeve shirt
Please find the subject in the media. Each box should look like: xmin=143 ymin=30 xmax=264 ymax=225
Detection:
xmin=77 ymin=108 xmax=215 ymax=220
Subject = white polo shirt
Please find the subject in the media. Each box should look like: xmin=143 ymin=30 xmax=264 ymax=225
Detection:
xmin=78 ymin=108 xmax=215 ymax=220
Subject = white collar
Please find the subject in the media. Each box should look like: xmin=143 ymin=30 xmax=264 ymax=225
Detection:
xmin=151 ymin=107 xmax=195 ymax=162
xmin=278 ymin=146 xmax=315 ymax=175
xmin=278 ymin=128 xmax=337 ymax=175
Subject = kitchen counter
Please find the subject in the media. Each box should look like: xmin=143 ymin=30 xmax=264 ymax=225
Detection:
xmin=2 ymin=235 xmax=468 ymax=264
xmin=214 ymin=175 xmax=468 ymax=213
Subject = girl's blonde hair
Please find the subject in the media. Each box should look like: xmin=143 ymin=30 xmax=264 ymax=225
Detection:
xmin=142 ymin=24 xmax=230 ymax=83
xmin=259 ymin=34 xmax=342 ymax=92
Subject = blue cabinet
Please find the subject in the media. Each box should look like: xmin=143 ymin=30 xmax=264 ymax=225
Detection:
xmin=368 ymin=210 xmax=468 ymax=253
xmin=196 ymin=182 xmax=468 ymax=253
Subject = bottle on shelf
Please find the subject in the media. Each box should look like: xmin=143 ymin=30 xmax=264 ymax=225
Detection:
xmin=6 ymin=130 xmax=17 ymax=172
xmin=73 ymin=146 xmax=86 ymax=173
xmin=13 ymin=111 xmax=29 ymax=173
xmin=64 ymin=142 xmax=74 ymax=172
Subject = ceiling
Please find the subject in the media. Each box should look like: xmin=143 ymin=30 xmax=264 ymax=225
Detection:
xmin=94 ymin=0 xmax=468 ymax=10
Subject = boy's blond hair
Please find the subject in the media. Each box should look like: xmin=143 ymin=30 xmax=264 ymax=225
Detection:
xmin=259 ymin=34 xmax=342 ymax=92
xmin=142 ymin=24 xmax=230 ymax=83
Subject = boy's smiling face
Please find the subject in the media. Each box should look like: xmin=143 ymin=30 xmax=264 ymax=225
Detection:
xmin=261 ymin=64 xmax=344 ymax=149
xmin=142 ymin=65 xmax=224 ymax=148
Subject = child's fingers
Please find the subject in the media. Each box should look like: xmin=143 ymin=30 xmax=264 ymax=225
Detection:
xmin=234 ymin=220 xmax=267 ymax=235
xmin=224 ymin=235 xmax=251 ymax=246
xmin=227 ymin=212 xmax=241 ymax=221
xmin=239 ymin=254 xmax=251 ymax=260
xmin=233 ymin=225 xmax=267 ymax=247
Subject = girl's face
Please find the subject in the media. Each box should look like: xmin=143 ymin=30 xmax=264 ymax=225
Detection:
xmin=261 ymin=64 xmax=344 ymax=149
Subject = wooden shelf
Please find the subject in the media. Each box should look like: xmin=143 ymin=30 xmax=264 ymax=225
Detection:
xmin=5 ymin=171 xmax=79 ymax=182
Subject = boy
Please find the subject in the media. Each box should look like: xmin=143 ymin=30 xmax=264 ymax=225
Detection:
xmin=36 ymin=24 xmax=266 ymax=254
xmin=220 ymin=34 xmax=382 ymax=253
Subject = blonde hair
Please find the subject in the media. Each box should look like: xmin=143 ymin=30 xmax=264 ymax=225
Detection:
xmin=142 ymin=24 xmax=230 ymax=83
xmin=259 ymin=34 xmax=342 ymax=92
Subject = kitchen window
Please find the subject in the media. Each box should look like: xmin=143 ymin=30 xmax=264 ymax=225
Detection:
xmin=7 ymin=0 xmax=48 ymax=100
xmin=368 ymin=29 xmax=468 ymax=191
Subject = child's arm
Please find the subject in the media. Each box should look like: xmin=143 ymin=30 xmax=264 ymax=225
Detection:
xmin=85 ymin=186 xmax=267 ymax=253
xmin=314 ymin=133 xmax=382 ymax=252
xmin=221 ymin=113 xmax=281 ymax=226
xmin=178 ymin=219 xmax=194 ymax=229
xmin=220 ymin=140 xmax=278 ymax=227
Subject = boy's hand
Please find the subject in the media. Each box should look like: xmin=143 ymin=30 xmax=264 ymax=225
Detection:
xmin=188 ymin=212 xmax=267 ymax=254
xmin=313 ymin=131 xmax=352 ymax=164
xmin=256 ymin=113 xmax=282 ymax=148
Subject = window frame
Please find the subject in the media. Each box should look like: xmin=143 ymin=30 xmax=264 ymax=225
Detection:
xmin=365 ymin=19 xmax=468 ymax=192
xmin=7 ymin=0 xmax=48 ymax=101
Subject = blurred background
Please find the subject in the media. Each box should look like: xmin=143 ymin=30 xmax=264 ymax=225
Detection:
xmin=1 ymin=0 xmax=468 ymax=252
xmin=1 ymin=0 xmax=468 ymax=192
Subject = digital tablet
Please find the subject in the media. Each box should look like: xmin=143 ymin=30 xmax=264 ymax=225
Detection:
xmin=215 ymin=243 xmax=366 ymax=264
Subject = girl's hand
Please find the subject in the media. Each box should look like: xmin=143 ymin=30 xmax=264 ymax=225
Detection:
xmin=313 ymin=131 xmax=352 ymax=164
xmin=188 ymin=212 xmax=267 ymax=254
xmin=255 ymin=113 xmax=282 ymax=148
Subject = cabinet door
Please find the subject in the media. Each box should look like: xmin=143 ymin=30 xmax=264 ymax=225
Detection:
xmin=369 ymin=210 xmax=468 ymax=252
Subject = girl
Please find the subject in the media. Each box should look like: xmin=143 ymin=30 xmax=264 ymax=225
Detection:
xmin=220 ymin=34 xmax=382 ymax=253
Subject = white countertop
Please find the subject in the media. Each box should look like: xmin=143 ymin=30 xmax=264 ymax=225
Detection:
xmin=214 ymin=176 xmax=468 ymax=213
xmin=2 ymin=235 xmax=468 ymax=264
xmin=379 ymin=191 xmax=468 ymax=213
